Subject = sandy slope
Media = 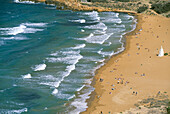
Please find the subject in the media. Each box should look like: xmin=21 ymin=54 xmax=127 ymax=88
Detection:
xmin=82 ymin=14 xmax=170 ymax=114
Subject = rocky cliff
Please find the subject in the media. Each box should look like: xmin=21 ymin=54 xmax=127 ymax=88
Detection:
xmin=19 ymin=0 xmax=170 ymax=17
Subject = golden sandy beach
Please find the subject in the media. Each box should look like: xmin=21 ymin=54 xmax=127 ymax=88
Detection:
xmin=82 ymin=14 xmax=170 ymax=114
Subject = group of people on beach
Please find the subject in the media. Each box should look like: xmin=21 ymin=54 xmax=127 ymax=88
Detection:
xmin=132 ymin=91 xmax=138 ymax=95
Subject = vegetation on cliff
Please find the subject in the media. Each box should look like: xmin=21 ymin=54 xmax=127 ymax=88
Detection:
xmin=19 ymin=0 xmax=170 ymax=17
xmin=122 ymin=92 xmax=170 ymax=114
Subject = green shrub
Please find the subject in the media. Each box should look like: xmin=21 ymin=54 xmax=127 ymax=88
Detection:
xmin=137 ymin=5 xmax=148 ymax=13
xmin=164 ymin=53 xmax=168 ymax=56
xmin=166 ymin=14 xmax=170 ymax=18
xmin=137 ymin=2 xmax=141 ymax=5
xmin=167 ymin=102 xmax=170 ymax=114
xmin=167 ymin=107 xmax=170 ymax=114
xmin=115 ymin=0 xmax=130 ymax=2
xmin=151 ymin=2 xmax=170 ymax=14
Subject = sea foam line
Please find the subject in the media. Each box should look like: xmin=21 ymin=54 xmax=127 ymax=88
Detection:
xmin=22 ymin=74 xmax=32 ymax=79
xmin=51 ymin=60 xmax=82 ymax=95
xmin=1 ymin=36 xmax=28 ymax=40
xmin=0 ymin=108 xmax=28 ymax=114
xmin=32 ymin=64 xmax=46 ymax=71
xmin=48 ymin=49 xmax=83 ymax=95
xmin=85 ymin=33 xmax=113 ymax=44
xmin=23 ymin=23 xmax=47 ymax=27
xmin=71 ymin=44 xmax=86 ymax=49
xmin=69 ymin=19 xmax=86 ymax=23
xmin=14 ymin=0 xmax=41 ymax=4
xmin=76 ymin=33 xmax=113 ymax=44
xmin=84 ymin=22 xmax=107 ymax=31
xmin=0 ymin=22 xmax=46 ymax=36
xmin=83 ymin=11 xmax=100 ymax=21
xmin=69 ymin=86 xmax=95 ymax=114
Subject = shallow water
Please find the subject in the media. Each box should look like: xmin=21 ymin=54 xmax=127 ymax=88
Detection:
xmin=0 ymin=0 xmax=136 ymax=113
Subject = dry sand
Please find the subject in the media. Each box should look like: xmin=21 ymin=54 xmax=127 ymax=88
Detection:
xmin=82 ymin=14 xmax=170 ymax=114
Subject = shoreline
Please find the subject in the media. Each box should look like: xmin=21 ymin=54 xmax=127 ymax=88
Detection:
xmin=68 ymin=12 xmax=137 ymax=114
xmin=82 ymin=14 xmax=170 ymax=113
xmin=15 ymin=1 xmax=170 ymax=113
xmin=81 ymin=13 xmax=140 ymax=114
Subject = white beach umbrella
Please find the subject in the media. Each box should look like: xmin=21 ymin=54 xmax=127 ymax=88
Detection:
xmin=158 ymin=46 xmax=164 ymax=57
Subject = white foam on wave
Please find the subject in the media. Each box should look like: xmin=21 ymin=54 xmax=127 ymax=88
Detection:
xmin=47 ymin=55 xmax=82 ymax=64
xmin=69 ymin=86 xmax=95 ymax=114
xmin=48 ymin=50 xmax=83 ymax=65
xmin=22 ymin=74 xmax=32 ymax=79
xmin=3 ymin=108 xmax=28 ymax=113
xmin=84 ymin=22 xmax=107 ymax=31
xmin=1 ymin=36 xmax=27 ymax=40
xmin=83 ymin=11 xmax=98 ymax=16
xmin=84 ymin=33 xmax=113 ymax=44
xmin=102 ymin=12 xmax=119 ymax=17
xmin=97 ymin=48 xmax=103 ymax=54
xmin=76 ymin=33 xmax=93 ymax=41
xmin=130 ymin=18 xmax=137 ymax=32
xmin=99 ymin=50 xmax=114 ymax=57
xmin=69 ymin=19 xmax=86 ymax=23
xmin=71 ymin=44 xmax=86 ymax=49
xmin=83 ymin=11 xmax=100 ymax=21
xmin=114 ymin=24 xmax=125 ymax=28
xmin=102 ymin=18 xmax=122 ymax=24
xmin=0 ymin=90 xmax=4 ymax=93
xmin=115 ymin=13 xmax=119 ymax=17
xmin=76 ymin=85 xmax=85 ymax=92
xmin=107 ymin=28 xmax=126 ymax=33
xmin=13 ymin=108 xmax=28 ymax=113
xmin=23 ymin=28 xmax=43 ymax=33
xmin=33 ymin=64 xmax=46 ymax=71
xmin=14 ymin=0 xmax=39 ymax=4
xmin=124 ymin=14 xmax=134 ymax=20
xmin=68 ymin=94 xmax=76 ymax=100
xmin=50 ymin=50 xmax=80 ymax=56
xmin=93 ymin=30 xmax=106 ymax=34
xmin=111 ymin=34 xmax=125 ymax=56
xmin=83 ymin=56 xmax=104 ymax=63
xmin=98 ymin=58 xmax=105 ymax=63
xmin=0 ymin=25 xmax=26 ymax=35
xmin=23 ymin=23 xmax=47 ymax=27
xmin=0 ymin=23 xmax=45 ymax=36
xmin=51 ymin=64 xmax=79 ymax=95
xmin=108 ymin=42 xmax=112 ymax=46
xmin=64 ymin=64 xmax=76 ymax=77
xmin=47 ymin=49 xmax=83 ymax=95
xmin=52 ymin=89 xmax=58 ymax=95
xmin=81 ymin=29 xmax=85 ymax=32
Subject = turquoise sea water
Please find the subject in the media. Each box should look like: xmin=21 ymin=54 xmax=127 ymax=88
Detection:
xmin=0 ymin=0 xmax=136 ymax=113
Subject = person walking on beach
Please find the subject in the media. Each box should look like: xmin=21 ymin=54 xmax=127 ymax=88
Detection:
xmin=136 ymin=92 xmax=138 ymax=95
xmin=132 ymin=91 xmax=135 ymax=95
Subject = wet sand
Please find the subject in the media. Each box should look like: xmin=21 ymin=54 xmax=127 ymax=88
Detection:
xmin=82 ymin=14 xmax=170 ymax=114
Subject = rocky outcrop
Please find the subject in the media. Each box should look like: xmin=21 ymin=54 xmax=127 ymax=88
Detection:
xmin=20 ymin=0 xmax=170 ymax=17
